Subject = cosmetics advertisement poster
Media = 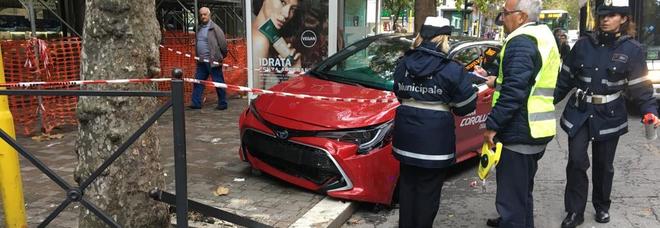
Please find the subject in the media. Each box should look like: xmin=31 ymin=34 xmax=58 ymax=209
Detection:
xmin=248 ymin=0 xmax=329 ymax=89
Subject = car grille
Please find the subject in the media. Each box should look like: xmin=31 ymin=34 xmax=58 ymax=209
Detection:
xmin=242 ymin=129 xmax=348 ymax=190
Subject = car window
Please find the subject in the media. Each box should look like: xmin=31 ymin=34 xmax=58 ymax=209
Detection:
xmin=452 ymin=45 xmax=500 ymax=74
xmin=453 ymin=47 xmax=482 ymax=65
xmin=321 ymin=37 xmax=411 ymax=90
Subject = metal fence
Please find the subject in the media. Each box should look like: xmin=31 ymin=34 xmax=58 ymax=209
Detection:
xmin=0 ymin=69 xmax=269 ymax=228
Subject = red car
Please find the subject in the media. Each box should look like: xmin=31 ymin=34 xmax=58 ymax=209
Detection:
xmin=239 ymin=35 xmax=501 ymax=204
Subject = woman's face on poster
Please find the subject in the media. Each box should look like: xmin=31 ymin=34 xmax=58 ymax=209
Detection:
xmin=263 ymin=0 xmax=299 ymax=29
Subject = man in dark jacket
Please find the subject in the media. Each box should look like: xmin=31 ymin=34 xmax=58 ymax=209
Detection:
xmin=484 ymin=0 xmax=561 ymax=227
xmin=189 ymin=7 xmax=229 ymax=110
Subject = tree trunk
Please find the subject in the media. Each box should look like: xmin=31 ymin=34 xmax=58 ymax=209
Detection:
xmin=75 ymin=0 xmax=167 ymax=227
xmin=414 ymin=0 xmax=437 ymax=34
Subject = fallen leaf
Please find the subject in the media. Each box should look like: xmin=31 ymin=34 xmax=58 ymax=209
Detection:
xmin=31 ymin=134 xmax=65 ymax=142
xmin=213 ymin=186 xmax=229 ymax=196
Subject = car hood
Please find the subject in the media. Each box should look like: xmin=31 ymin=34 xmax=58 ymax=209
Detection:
xmin=254 ymin=75 xmax=398 ymax=130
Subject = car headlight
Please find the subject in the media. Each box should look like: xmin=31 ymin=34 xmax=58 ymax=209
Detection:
xmin=316 ymin=121 xmax=394 ymax=154
xmin=648 ymin=70 xmax=660 ymax=83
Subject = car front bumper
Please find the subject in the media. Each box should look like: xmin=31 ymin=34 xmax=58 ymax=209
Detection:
xmin=238 ymin=109 xmax=400 ymax=204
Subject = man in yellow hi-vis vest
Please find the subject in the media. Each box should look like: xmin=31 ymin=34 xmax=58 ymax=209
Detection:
xmin=480 ymin=0 xmax=560 ymax=227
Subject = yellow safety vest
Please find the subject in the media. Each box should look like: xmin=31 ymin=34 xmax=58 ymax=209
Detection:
xmin=492 ymin=24 xmax=560 ymax=139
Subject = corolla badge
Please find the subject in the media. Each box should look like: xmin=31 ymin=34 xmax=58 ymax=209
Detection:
xmin=275 ymin=129 xmax=289 ymax=139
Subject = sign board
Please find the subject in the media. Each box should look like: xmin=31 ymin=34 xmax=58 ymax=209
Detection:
xmin=246 ymin=0 xmax=330 ymax=90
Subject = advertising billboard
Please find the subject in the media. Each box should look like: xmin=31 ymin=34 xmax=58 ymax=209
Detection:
xmin=247 ymin=0 xmax=329 ymax=90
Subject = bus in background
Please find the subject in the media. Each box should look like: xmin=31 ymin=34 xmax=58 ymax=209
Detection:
xmin=539 ymin=10 xmax=570 ymax=32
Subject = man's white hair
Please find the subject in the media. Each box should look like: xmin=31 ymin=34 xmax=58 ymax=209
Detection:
xmin=514 ymin=0 xmax=542 ymax=22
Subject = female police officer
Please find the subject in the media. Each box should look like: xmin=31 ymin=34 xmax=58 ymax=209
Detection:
xmin=554 ymin=1 xmax=660 ymax=227
xmin=392 ymin=16 xmax=479 ymax=228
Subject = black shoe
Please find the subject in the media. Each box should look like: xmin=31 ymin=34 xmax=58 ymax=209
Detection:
xmin=186 ymin=105 xmax=202 ymax=110
xmin=561 ymin=212 xmax=584 ymax=228
xmin=486 ymin=217 xmax=500 ymax=227
xmin=595 ymin=211 xmax=610 ymax=223
xmin=215 ymin=106 xmax=227 ymax=110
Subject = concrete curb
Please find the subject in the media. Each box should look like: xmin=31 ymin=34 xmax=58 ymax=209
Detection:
xmin=289 ymin=197 xmax=357 ymax=228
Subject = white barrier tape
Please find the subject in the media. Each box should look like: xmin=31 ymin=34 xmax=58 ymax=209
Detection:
xmin=0 ymin=78 xmax=172 ymax=87
xmin=158 ymin=44 xmax=308 ymax=76
xmin=0 ymin=78 xmax=398 ymax=104
xmin=183 ymin=78 xmax=397 ymax=104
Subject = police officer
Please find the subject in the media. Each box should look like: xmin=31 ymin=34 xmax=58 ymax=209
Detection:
xmin=554 ymin=0 xmax=660 ymax=227
xmin=483 ymin=0 xmax=561 ymax=227
xmin=392 ymin=16 xmax=478 ymax=228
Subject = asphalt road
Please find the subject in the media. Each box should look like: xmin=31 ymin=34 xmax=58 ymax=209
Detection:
xmin=344 ymin=104 xmax=660 ymax=228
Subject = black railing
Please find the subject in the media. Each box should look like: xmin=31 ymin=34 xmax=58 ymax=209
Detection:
xmin=0 ymin=68 xmax=270 ymax=228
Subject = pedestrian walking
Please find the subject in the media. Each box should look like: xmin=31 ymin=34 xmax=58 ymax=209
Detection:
xmin=189 ymin=7 xmax=229 ymax=110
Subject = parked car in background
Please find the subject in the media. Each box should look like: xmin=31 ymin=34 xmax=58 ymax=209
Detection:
xmin=238 ymin=34 xmax=501 ymax=204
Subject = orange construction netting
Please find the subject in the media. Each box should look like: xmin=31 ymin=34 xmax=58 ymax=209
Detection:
xmin=2 ymin=34 xmax=247 ymax=135
xmin=158 ymin=33 xmax=248 ymax=104
xmin=1 ymin=40 xmax=40 ymax=136
xmin=41 ymin=37 xmax=81 ymax=134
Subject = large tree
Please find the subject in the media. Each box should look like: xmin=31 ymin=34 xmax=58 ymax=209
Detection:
xmin=75 ymin=0 xmax=168 ymax=227
xmin=414 ymin=0 xmax=437 ymax=33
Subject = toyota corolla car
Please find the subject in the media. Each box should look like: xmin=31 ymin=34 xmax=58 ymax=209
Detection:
xmin=239 ymin=35 xmax=501 ymax=204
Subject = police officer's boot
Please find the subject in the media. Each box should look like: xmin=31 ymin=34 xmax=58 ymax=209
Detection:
xmin=595 ymin=211 xmax=610 ymax=223
xmin=561 ymin=212 xmax=584 ymax=228
xmin=486 ymin=217 xmax=501 ymax=227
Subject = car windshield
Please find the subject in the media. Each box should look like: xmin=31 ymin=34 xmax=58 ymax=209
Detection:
xmin=312 ymin=35 xmax=487 ymax=91
xmin=313 ymin=36 xmax=413 ymax=90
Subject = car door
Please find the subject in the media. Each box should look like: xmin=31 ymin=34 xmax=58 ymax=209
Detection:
xmin=448 ymin=42 xmax=500 ymax=161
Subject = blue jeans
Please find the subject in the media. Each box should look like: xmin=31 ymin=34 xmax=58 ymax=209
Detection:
xmin=191 ymin=62 xmax=227 ymax=108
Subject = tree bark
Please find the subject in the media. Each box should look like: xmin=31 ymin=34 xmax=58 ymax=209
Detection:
xmin=414 ymin=0 xmax=437 ymax=34
xmin=75 ymin=0 xmax=167 ymax=227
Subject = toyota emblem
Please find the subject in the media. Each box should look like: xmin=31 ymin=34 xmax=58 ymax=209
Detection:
xmin=275 ymin=129 xmax=289 ymax=139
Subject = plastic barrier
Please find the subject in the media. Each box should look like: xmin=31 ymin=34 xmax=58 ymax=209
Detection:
xmin=0 ymin=36 xmax=247 ymax=135
xmin=42 ymin=37 xmax=81 ymax=133
xmin=1 ymin=40 xmax=39 ymax=135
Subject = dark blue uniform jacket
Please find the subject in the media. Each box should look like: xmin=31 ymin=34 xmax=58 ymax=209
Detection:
xmin=392 ymin=42 xmax=477 ymax=169
xmin=486 ymin=35 xmax=553 ymax=146
xmin=554 ymin=32 xmax=659 ymax=141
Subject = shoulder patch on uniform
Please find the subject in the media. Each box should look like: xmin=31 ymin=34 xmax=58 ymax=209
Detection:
xmin=628 ymin=39 xmax=643 ymax=48
xmin=612 ymin=53 xmax=628 ymax=63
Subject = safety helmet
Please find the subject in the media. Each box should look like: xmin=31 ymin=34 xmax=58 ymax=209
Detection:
xmin=478 ymin=142 xmax=503 ymax=180
xmin=597 ymin=0 xmax=629 ymax=16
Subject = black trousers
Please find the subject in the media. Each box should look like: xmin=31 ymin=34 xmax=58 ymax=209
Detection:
xmin=495 ymin=147 xmax=544 ymax=228
xmin=564 ymin=124 xmax=619 ymax=214
xmin=398 ymin=163 xmax=447 ymax=228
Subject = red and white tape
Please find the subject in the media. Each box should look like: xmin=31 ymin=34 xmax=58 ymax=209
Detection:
xmin=0 ymin=78 xmax=397 ymax=104
xmin=158 ymin=44 xmax=308 ymax=76
xmin=183 ymin=78 xmax=397 ymax=103
xmin=0 ymin=78 xmax=172 ymax=87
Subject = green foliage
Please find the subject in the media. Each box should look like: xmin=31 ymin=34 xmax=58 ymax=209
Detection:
xmin=543 ymin=0 xmax=580 ymax=29
xmin=455 ymin=0 xmax=505 ymax=18
xmin=454 ymin=0 xmax=579 ymax=29
xmin=382 ymin=0 xmax=414 ymax=31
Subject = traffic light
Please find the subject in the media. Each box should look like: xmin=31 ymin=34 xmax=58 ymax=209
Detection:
xmin=464 ymin=1 xmax=474 ymax=12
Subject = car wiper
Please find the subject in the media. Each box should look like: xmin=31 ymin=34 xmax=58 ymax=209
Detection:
xmin=308 ymin=70 xmax=329 ymax=80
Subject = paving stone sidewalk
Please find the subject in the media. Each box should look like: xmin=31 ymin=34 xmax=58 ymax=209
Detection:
xmin=0 ymin=98 xmax=325 ymax=227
